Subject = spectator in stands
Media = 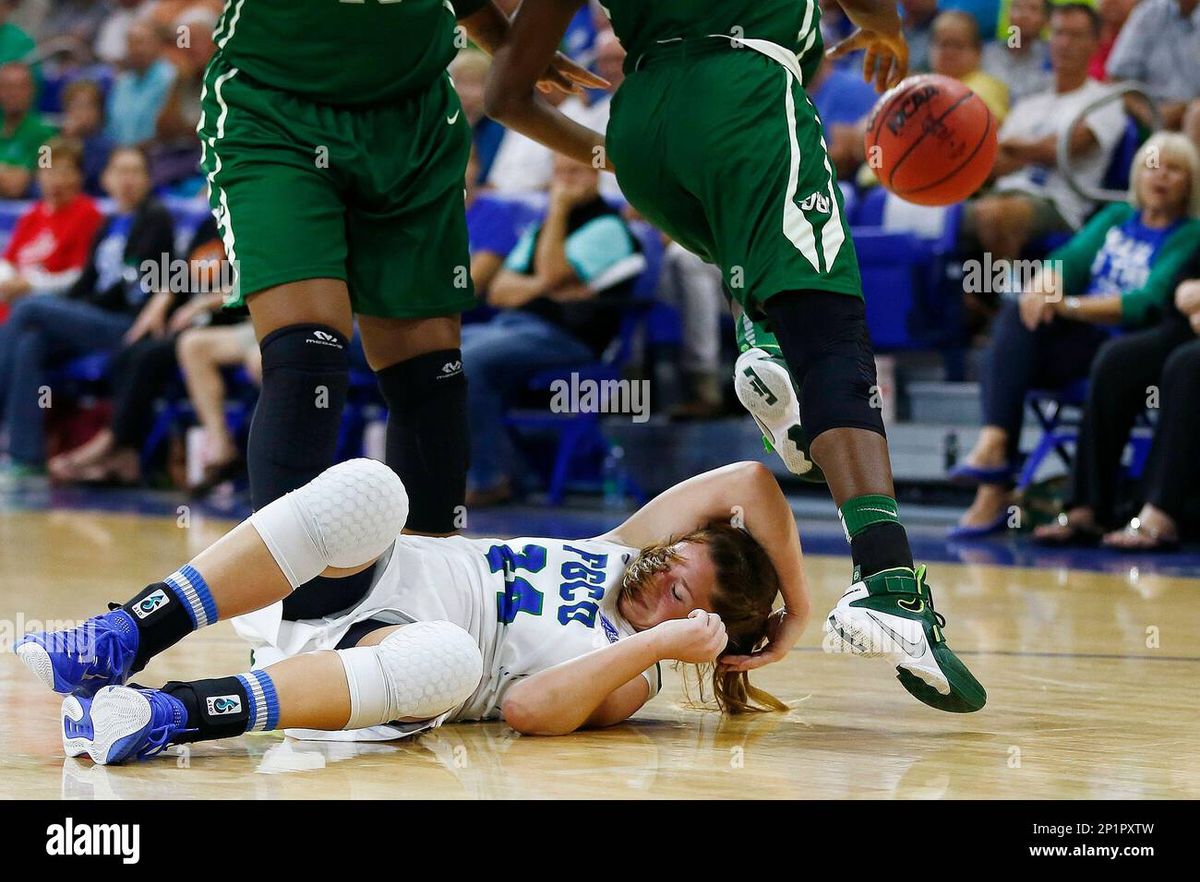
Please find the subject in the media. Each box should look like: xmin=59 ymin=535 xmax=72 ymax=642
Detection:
xmin=0 ymin=137 xmax=101 ymax=311
xmin=48 ymin=214 xmax=251 ymax=489
xmin=38 ymin=0 xmax=109 ymax=56
xmin=983 ymin=0 xmax=1052 ymax=103
xmin=0 ymin=146 xmax=174 ymax=485
xmin=948 ymin=132 xmax=1200 ymax=537
xmin=809 ymin=54 xmax=878 ymax=180
xmin=0 ymin=61 xmax=54 ymax=198
xmin=104 ymin=19 xmax=175 ymax=147
xmin=95 ymin=0 xmax=146 ymax=66
xmin=962 ymin=3 xmax=1124 ymax=263
xmin=901 ymin=0 xmax=940 ymax=72
xmin=931 ymin=11 xmax=1010 ymax=123
xmin=0 ymin=2 xmax=35 ymax=67
xmin=1090 ymin=0 xmax=1137 ymax=81
xmin=59 ymin=79 xmax=112 ymax=195
xmin=942 ymin=0 xmax=1002 ymax=38
xmin=465 ymin=146 xmax=528 ymax=298
xmin=1106 ymin=0 xmax=1200 ymax=147
xmin=451 ymin=49 xmax=505 ymax=187
xmin=152 ymin=3 xmax=217 ymax=188
xmin=487 ymin=88 xmax=593 ymax=194
xmin=1034 ymin=264 xmax=1200 ymax=551
xmin=464 ymin=155 xmax=645 ymax=506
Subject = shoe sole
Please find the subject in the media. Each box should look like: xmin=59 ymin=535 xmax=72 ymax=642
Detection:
xmin=61 ymin=696 xmax=91 ymax=758
xmin=15 ymin=641 xmax=60 ymax=693
xmin=733 ymin=353 xmax=815 ymax=477
xmin=86 ymin=688 xmax=152 ymax=765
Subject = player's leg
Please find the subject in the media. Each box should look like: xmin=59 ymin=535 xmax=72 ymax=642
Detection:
xmin=684 ymin=51 xmax=982 ymax=711
xmin=198 ymin=58 xmax=388 ymax=619
xmin=358 ymin=315 xmax=468 ymax=536
xmin=345 ymin=74 xmax=477 ymax=535
xmin=16 ymin=459 xmax=408 ymax=696
xmin=62 ymin=619 xmax=483 ymax=765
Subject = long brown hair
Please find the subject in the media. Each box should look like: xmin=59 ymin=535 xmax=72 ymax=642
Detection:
xmin=622 ymin=522 xmax=788 ymax=714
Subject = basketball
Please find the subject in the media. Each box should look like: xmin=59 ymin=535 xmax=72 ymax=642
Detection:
xmin=865 ymin=73 xmax=998 ymax=206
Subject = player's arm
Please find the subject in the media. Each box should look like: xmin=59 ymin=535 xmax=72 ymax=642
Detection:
xmin=829 ymin=0 xmax=909 ymax=92
xmin=458 ymin=0 xmax=607 ymax=96
xmin=597 ymin=462 xmax=811 ymax=658
xmin=502 ymin=611 xmax=727 ymax=735
xmin=484 ymin=0 xmax=612 ymax=170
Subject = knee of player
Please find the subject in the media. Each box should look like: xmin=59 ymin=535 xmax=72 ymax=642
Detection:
xmin=307 ymin=459 xmax=410 ymax=567
xmin=338 ymin=621 xmax=482 ymax=730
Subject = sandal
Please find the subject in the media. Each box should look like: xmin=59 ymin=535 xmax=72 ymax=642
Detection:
xmin=1102 ymin=517 xmax=1180 ymax=553
xmin=1031 ymin=511 xmax=1104 ymax=547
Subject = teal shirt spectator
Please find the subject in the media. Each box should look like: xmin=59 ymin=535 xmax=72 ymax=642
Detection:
xmin=0 ymin=20 xmax=35 ymax=66
xmin=104 ymin=59 xmax=176 ymax=146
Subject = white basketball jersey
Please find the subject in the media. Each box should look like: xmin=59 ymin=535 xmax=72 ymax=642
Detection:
xmin=368 ymin=534 xmax=662 ymax=721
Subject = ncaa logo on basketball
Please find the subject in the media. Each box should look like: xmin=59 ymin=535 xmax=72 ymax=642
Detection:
xmin=206 ymin=695 xmax=243 ymax=716
xmin=133 ymin=589 xmax=169 ymax=620
xmin=884 ymin=83 xmax=937 ymax=135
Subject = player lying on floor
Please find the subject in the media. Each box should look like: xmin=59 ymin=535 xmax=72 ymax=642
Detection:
xmin=17 ymin=459 xmax=817 ymax=766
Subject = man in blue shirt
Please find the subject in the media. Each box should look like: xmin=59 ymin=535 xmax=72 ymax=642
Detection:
xmin=463 ymin=155 xmax=645 ymax=505
xmin=104 ymin=20 xmax=176 ymax=146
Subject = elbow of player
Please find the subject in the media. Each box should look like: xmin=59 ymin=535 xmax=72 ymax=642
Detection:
xmin=501 ymin=691 xmax=573 ymax=737
xmin=483 ymin=78 xmax=525 ymax=125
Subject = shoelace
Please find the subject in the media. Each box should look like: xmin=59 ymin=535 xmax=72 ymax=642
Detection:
xmin=133 ymin=692 xmax=195 ymax=760
xmin=78 ymin=620 xmax=126 ymax=678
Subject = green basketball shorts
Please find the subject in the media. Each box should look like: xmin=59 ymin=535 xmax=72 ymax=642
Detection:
xmin=607 ymin=40 xmax=862 ymax=320
xmin=198 ymin=55 xmax=476 ymax=318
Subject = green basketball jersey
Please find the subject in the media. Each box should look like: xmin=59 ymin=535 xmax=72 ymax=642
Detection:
xmin=600 ymin=0 xmax=823 ymax=78
xmin=211 ymin=0 xmax=487 ymax=106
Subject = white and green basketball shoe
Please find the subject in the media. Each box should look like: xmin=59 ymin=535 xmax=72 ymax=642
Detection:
xmin=733 ymin=346 xmax=826 ymax=483
xmin=824 ymin=564 xmax=987 ymax=713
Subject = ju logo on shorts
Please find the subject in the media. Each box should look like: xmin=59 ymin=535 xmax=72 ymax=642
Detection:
xmin=798 ymin=192 xmax=831 ymax=215
xmin=133 ymin=589 xmax=170 ymax=619
xmin=206 ymin=695 xmax=243 ymax=716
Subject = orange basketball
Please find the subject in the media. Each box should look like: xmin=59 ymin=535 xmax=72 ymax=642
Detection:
xmin=864 ymin=74 xmax=998 ymax=206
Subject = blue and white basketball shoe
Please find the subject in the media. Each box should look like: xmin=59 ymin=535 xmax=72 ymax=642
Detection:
xmin=61 ymin=687 xmax=189 ymax=765
xmin=16 ymin=609 xmax=140 ymax=696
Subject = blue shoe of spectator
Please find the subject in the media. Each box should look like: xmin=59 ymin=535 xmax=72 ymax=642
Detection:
xmin=946 ymin=510 xmax=1010 ymax=540
xmin=947 ymin=462 xmax=1014 ymax=486
xmin=15 ymin=609 xmax=139 ymax=697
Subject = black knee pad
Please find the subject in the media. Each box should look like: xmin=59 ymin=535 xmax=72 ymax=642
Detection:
xmin=248 ymin=323 xmax=350 ymax=511
xmin=764 ymin=290 xmax=884 ymax=440
xmin=375 ymin=349 xmax=468 ymax=534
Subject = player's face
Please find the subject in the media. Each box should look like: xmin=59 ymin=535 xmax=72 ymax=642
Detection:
xmin=618 ymin=542 xmax=718 ymax=631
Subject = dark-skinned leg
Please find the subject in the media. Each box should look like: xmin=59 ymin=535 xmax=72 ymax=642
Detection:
xmin=359 ymin=313 xmax=468 ymax=537
xmin=244 ymin=278 xmax=370 ymax=620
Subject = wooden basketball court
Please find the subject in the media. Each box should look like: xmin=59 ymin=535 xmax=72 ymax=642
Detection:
xmin=3 ymin=508 xmax=1197 ymax=799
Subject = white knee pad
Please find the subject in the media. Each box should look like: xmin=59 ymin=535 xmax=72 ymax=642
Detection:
xmin=337 ymin=621 xmax=483 ymax=729
xmin=250 ymin=458 xmax=409 ymax=589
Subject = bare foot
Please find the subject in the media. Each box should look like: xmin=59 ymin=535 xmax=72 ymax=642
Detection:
xmin=1032 ymin=507 xmax=1099 ymax=544
xmin=957 ymin=485 xmax=1010 ymax=529
xmin=1103 ymin=506 xmax=1179 ymax=551
xmin=49 ymin=429 xmax=116 ymax=480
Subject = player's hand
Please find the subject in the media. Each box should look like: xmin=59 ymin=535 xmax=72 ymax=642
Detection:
xmin=827 ymin=28 xmax=909 ymax=93
xmin=537 ymin=51 xmax=610 ymax=95
xmin=652 ymin=609 xmax=729 ymax=664
xmin=719 ymin=607 xmax=805 ymax=672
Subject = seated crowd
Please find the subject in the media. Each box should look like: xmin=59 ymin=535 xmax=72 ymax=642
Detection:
xmin=0 ymin=0 xmax=1198 ymax=551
